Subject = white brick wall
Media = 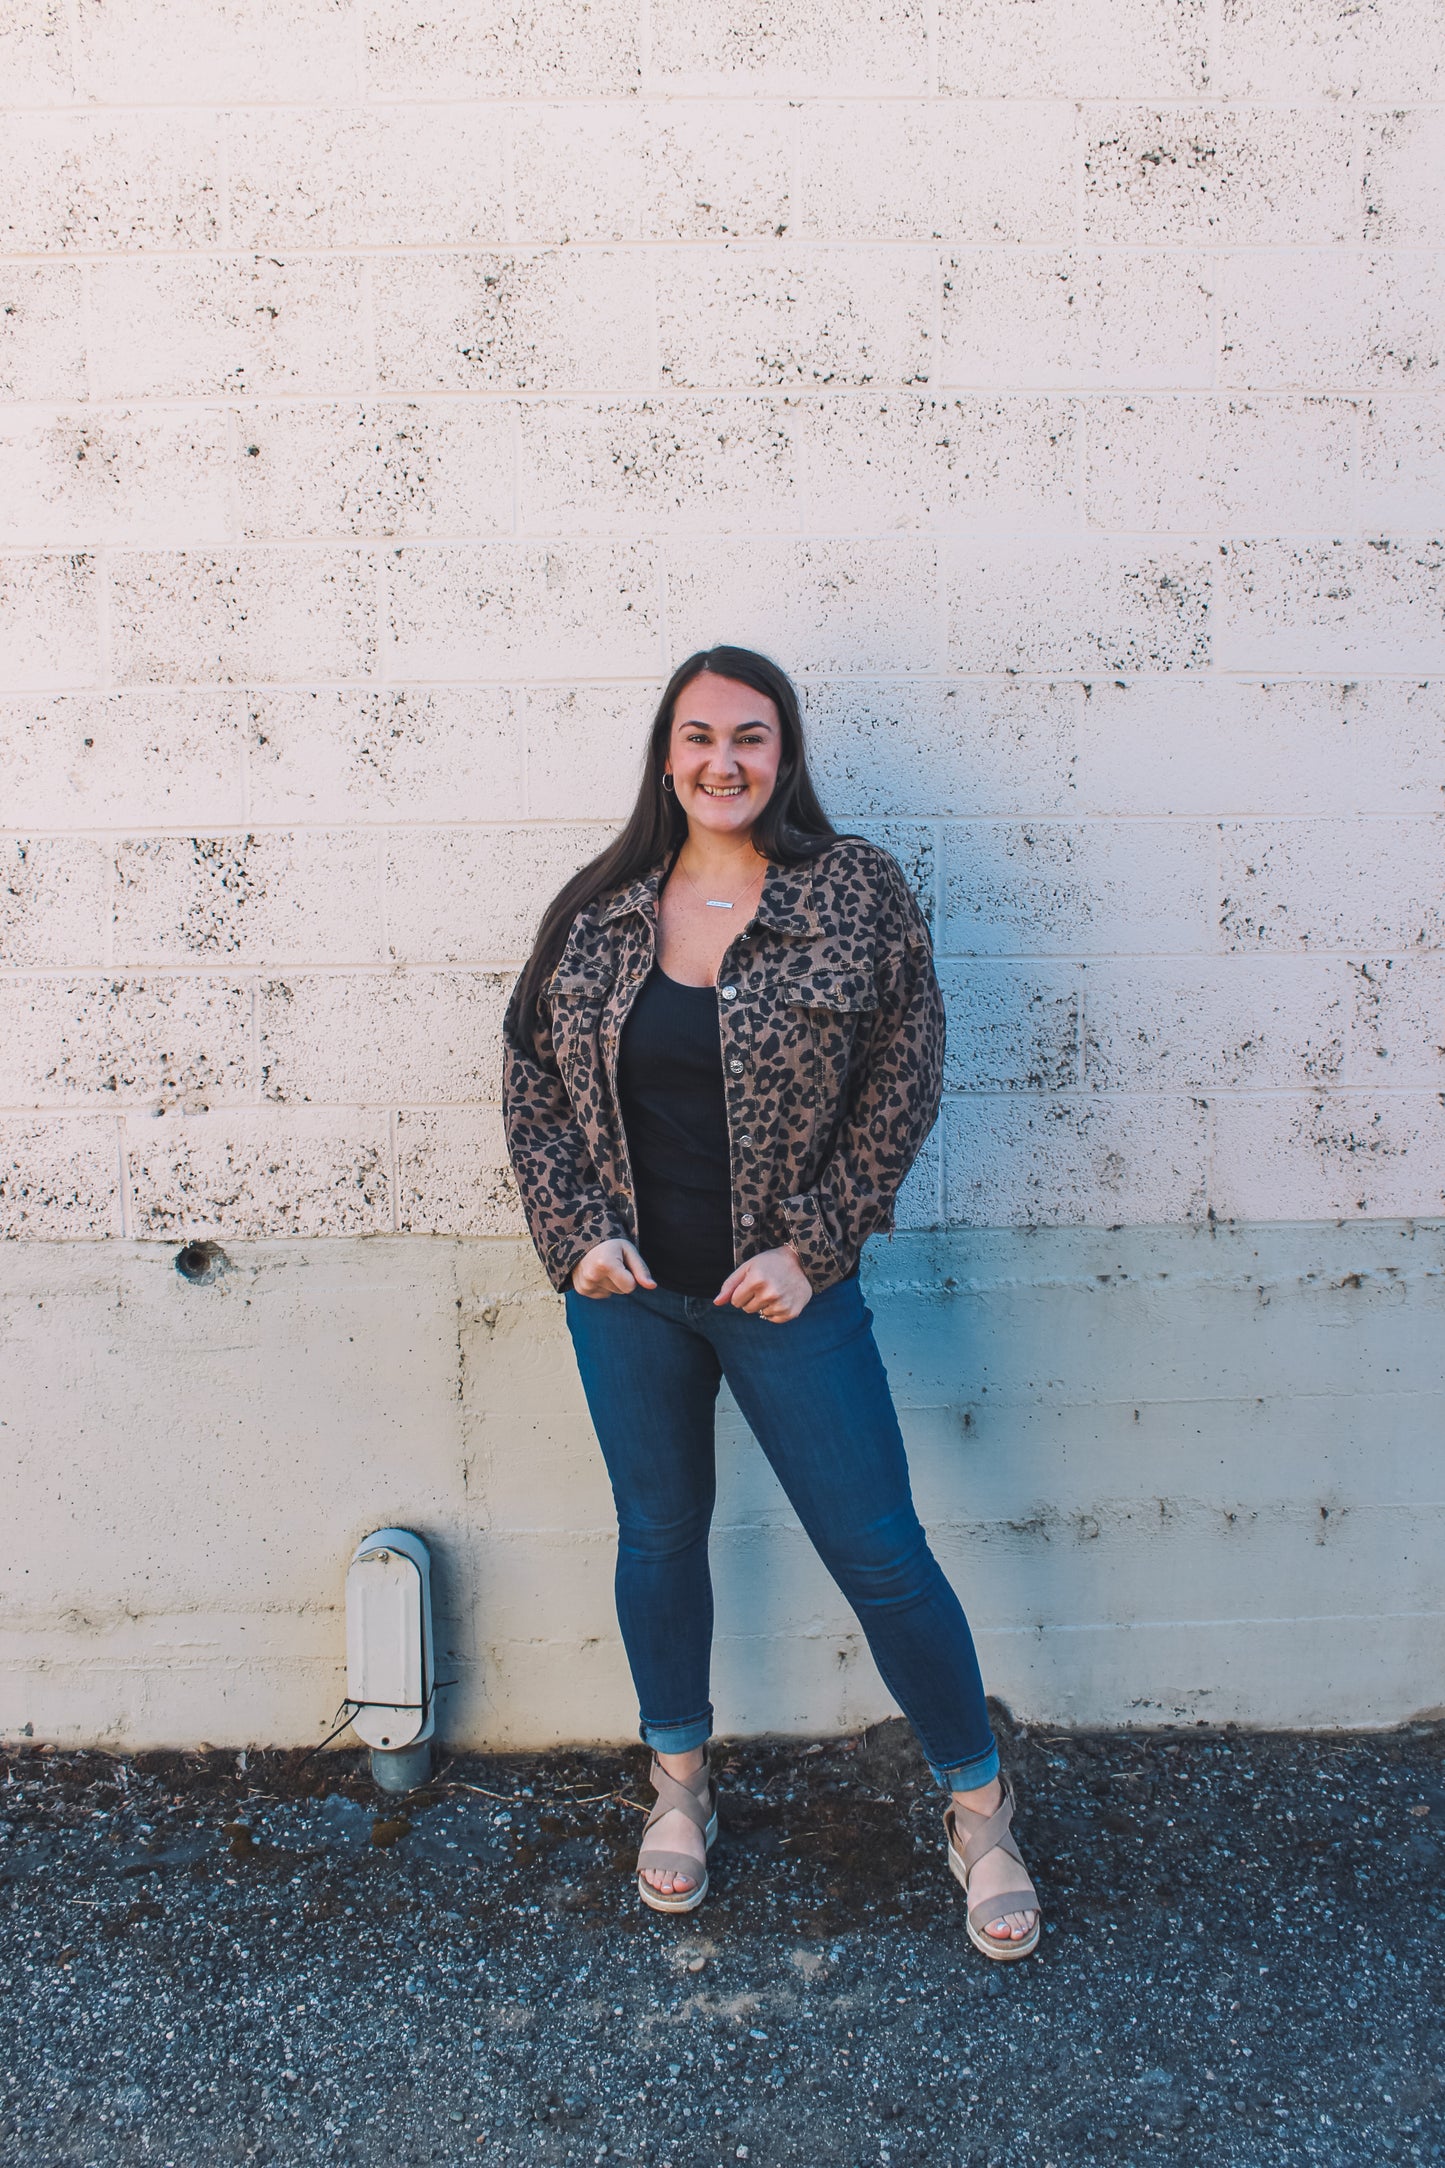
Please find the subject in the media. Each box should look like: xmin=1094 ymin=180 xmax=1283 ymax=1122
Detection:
xmin=2 ymin=0 xmax=1443 ymax=1243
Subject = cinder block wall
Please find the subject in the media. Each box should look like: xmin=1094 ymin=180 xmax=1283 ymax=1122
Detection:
xmin=2 ymin=0 xmax=1442 ymax=1748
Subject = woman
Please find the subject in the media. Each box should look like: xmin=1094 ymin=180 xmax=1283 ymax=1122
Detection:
xmin=502 ymin=646 xmax=1040 ymax=1958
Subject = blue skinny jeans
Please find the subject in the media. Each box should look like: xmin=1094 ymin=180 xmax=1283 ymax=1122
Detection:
xmin=563 ymin=1273 xmax=999 ymax=1793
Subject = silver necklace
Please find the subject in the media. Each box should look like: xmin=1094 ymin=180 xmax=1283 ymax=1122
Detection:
xmin=676 ymin=853 xmax=765 ymax=911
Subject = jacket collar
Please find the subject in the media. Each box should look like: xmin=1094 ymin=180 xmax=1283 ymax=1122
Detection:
xmin=596 ymin=852 xmax=823 ymax=936
xmin=596 ymin=863 xmax=666 ymax=927
xmin=752 ymin=861 xmax=823 ymax=935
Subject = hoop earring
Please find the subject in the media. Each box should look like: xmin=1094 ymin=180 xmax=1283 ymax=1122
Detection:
xmin=662 ymin=773 xmax=675 ymax=793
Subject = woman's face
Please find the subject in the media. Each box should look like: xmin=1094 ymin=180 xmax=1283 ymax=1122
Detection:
xmin=664 ymin=673 xmax=784 ymax=840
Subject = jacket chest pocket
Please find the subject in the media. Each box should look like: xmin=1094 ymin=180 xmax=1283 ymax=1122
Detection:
xmin=547 ymin=970 xmax=610 ymax=1101
xmin=778 ymin=969 xmax=879 ymax=1109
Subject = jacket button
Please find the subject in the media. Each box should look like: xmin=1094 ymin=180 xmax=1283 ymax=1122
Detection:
xmin=739 ymin=1132 xmax=752 ymax=1145
xmin=740 ymin=1213 xmax=755 ymax=1228
xmin=729 ymin=1058 xmax=743 ymax=1074
xmin=721 ymin=985 xmax=737 ymax=999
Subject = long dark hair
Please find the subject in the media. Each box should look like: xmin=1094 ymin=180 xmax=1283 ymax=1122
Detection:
xmin=512 ymin=646 xmax=838 ymax=1057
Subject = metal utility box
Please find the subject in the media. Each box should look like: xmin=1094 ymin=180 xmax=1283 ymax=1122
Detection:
xmin=345 ymin=1528 xmax=436 ymax=1753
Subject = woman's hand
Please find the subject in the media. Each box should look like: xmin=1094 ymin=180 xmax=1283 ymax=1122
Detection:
xmin=571 ymin=1239 xmax=657 ymax=1298
xmin=714 ymin=1245 xmax=813 ymax=1323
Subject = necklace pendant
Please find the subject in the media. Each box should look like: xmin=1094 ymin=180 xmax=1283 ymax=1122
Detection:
xmin=705 ymin=899 xmax=734 ymax=909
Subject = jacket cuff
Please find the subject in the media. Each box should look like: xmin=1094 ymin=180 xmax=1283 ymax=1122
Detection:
xmin=546 ymin=1207 xmax=632 ymax=1294
xmin=776 ymin=1192 xmax=848 ymax=1293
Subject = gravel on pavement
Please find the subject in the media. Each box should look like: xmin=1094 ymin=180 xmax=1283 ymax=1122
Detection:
xmin=1 ymin=1711 xmax=1441 ymax=2168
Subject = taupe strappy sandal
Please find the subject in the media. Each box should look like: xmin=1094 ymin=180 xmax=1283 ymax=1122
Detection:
xmin=942 ymin=1771 xmax=1042 ymax=1961
xmin=636 ymin=1751 xmax=718 ymax=1916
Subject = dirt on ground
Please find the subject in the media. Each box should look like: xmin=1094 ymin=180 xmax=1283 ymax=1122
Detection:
xmin=0 ymin=1711 xmax=1441 ymax=2168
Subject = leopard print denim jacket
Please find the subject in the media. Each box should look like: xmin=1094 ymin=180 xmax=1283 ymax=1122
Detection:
xmin=501 ymin=836 xmax=945 ymax=1296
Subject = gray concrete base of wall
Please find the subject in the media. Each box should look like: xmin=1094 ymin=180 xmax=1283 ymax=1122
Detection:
xmin=3 ymin=1223 xmax=1441 ymax=1750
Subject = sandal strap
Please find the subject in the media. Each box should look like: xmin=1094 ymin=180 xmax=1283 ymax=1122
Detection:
xmin=967 ymin=1886 xmax=1039 ymax=1933
xmin=947 ymin=1771 xmax=1025 ymax=1876
xmin=637 ymin=1753 xmax=714 ymax=1880
xmin=636 ymin=1848 xmax=707 ymax=1881
xmin=945 ymin=1798 xmax=1026 ymax=1880
xmin=944 ymin=1774 xmax=1041 ymax=1926
xmin=641 ymin=1753 xmax=713 ymax=1840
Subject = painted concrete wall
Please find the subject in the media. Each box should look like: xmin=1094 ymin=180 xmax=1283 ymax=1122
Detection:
xmin=1 ymin=0 xmax=1442 ymax=1747
xmin=5 ymin=1225 xmax=1443 ymax=1749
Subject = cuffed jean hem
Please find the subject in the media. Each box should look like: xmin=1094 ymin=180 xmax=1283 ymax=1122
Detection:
xmin=928 ymin=1740 xmax=1001 ymax=1793
xmin=638 ymin=1708 xmax=713 ymax=1756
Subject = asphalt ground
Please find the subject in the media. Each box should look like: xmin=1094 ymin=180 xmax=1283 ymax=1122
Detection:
xmin=0 ymin=1713 xmax=1441 ymax=2168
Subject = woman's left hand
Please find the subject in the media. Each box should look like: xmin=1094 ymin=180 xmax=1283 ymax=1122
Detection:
xmin=714 ymin=1245 xmax=813 ymax=1323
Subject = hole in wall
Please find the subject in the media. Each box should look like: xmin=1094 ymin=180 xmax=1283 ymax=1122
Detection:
xmin=174 ymin=1241 xmax=229 ymax=1284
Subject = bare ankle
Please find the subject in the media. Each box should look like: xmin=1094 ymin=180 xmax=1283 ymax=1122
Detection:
xmin=656 ymin=1747 xmax=706 ymax=1780
xmin=952 ymin=1773 xmax=1002 ymax=1813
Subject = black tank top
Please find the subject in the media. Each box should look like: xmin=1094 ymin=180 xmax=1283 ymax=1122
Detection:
xmin=616 ymin=964 xmax=735 ymax=1298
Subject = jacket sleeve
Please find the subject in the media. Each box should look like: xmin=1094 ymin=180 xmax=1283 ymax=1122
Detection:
xmin=770 ymin=860 xmax=945 ymax=1292
xmin=501 ymin=968 xmax=631 ymax=1294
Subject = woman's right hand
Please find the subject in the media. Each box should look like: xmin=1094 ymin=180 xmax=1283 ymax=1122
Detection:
xmin=570 ymin=1239 xmax=657 ymax=1298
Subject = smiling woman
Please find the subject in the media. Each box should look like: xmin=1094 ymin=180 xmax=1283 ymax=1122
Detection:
xmin=502 ymin=645 xmax=1040 ymax=1954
